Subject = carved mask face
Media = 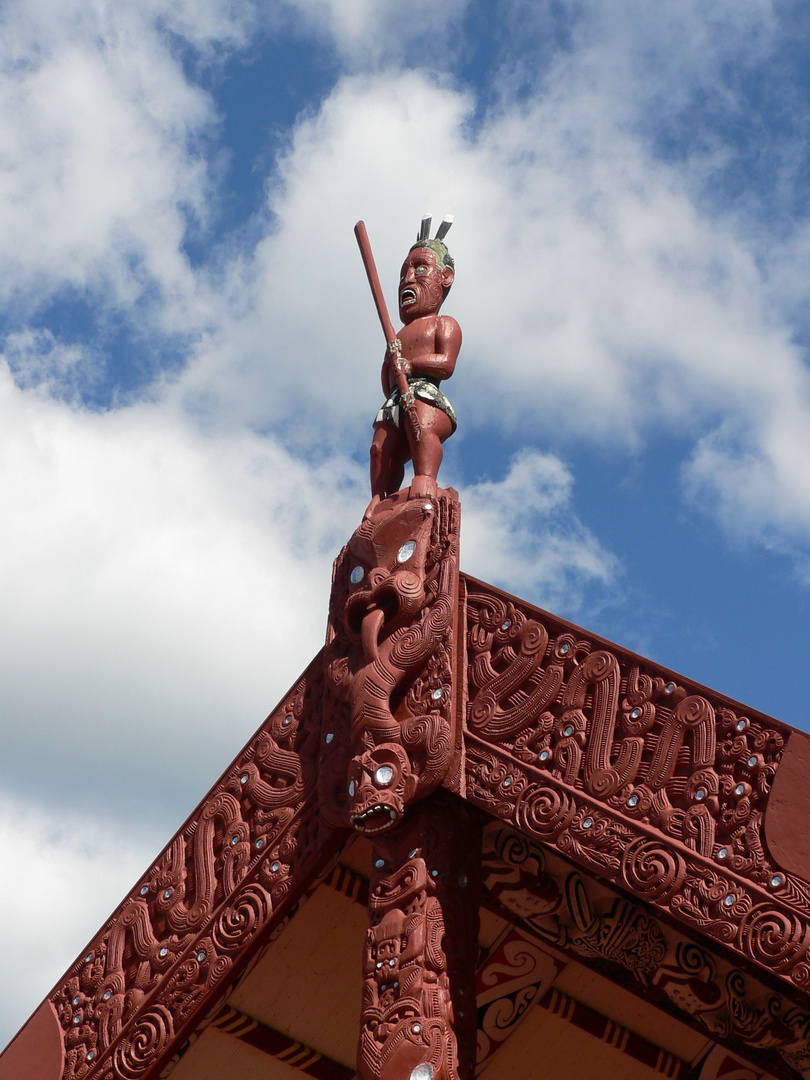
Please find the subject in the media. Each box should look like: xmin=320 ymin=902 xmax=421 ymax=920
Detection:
xmin=398 ymin=248 xmax=453 ymax=324
xmin=321 ymin=495 xmax=459 ymax=837
xmin=374 ymin=935 xmax=401 ymax=984
xmin=348 ymin=744 xmax=414 ymax=834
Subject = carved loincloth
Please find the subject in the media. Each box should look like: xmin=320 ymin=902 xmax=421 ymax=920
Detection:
xmin=374 ymin=376 xmax=457 ymax=432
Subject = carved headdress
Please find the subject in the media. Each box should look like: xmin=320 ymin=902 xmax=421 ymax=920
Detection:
xmin=410 ymin=213 xmax=454 ymax=272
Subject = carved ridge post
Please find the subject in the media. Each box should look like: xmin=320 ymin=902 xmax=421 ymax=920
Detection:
xmin=321 ymin=489 xmax=479 ymax=1080
xmin=363 ymin=795 xmax=481 ymax=1080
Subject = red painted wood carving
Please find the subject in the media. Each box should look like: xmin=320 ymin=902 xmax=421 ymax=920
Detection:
xmin=360 ymin=794 xmax=480 ymax=1080
xmin=482 ymin=823 xmax=810 ymax=1078
xmin=11 ymin=478 xmax=810 ymax=1080
xmin=462 ymin=579 xmax=808 ymax=987
xmin=320 ymin=491 xmax=461 ymax=836
xmin=48 ymin=657 xmax=341 ymax=1080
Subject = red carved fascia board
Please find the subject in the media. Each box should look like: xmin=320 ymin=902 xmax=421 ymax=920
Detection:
xmin=0 ymin=654 xmax=346 ymax=1080
xmin=317 ymin=858 xmax=702 ymax=1079
xmin=459 ymin=574 xmax=810 ymax=1075
xmin=481 ymin=823 xmax=802 ymax=1080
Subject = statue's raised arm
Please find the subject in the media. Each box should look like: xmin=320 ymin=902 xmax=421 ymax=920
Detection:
xmin=356 ymin=215 xmax=461 ymax=514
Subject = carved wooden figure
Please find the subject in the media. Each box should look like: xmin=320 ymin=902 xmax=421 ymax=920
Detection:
xmin=360 ymin=796 xmax=481 ymax=1080
xmin=356 ymin=216 xmax=461 ymax=508
xmin=320 ymin=489 xmax=462 ymax=835
xmin=320 ymin=416 xmax=472 ymax=1080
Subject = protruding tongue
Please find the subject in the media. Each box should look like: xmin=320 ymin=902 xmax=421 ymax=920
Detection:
xmin=361 ymin=607 xmax=385 ymax=663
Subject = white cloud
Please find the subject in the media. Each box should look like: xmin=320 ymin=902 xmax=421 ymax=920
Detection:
xmin=157 ymin=53 xmax=768 ymax=443
xmin=0 ymin=0 xmax=256 ymax=320
xmin=169 ymin=70 xmax=481 ymax=438
xmin=274 ymin=0 xmax=469 ymax=67
xmin=684 ymin=404 xmax=810 ymax=564
xmin=169 ymin=56 xmax=810 ymax=562
xmin=462 ymin=450 xmax=618 ymax=614
xmin=0 ymin=359 xmax=368 ymax=829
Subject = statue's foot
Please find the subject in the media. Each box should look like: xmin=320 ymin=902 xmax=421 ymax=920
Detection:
xmin=409 ymin=475 xmax=438 ymax=500
xmin=363 ymin=494 xmax=381 ymax=520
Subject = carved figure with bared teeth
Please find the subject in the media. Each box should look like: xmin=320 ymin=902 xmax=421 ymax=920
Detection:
xmin=319 ymin=492 xmax=460 ymax=836
xmin=356 ymin=215 xmax=461 ymax=510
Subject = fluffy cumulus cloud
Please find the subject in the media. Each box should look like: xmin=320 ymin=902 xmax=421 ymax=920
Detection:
xmin=5 ymin=0 xmax=810 ymax=1052
xmin=0 ymin=0 xmax=224 ymax=314
xmin=0 ymin=360 xmax=366 ymax=824
xmin=169 ymin=3 xmax=810 ymax=561
xmin=462 ymin=450 xmax=617 ymax=611
xmin=275 ymin=0 xmax=469 ymax=66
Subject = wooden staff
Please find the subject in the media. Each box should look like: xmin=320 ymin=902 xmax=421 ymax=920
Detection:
xmin=355 ymin=220 xmax=421 ymax=444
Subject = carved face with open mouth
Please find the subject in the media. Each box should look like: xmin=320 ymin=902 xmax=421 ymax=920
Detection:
xmin=347 ymin=745 xmax=414 ymax=835
xmin=398 ymin=248 xmax=453 ymax=323
xmin=321 ymin=495 xmax=458 ymax=838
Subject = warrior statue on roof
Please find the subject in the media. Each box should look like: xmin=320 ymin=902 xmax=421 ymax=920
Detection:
xmin=355 ymin=215 xmax=461 ymax=514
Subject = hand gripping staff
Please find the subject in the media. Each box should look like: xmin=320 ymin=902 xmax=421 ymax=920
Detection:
xmin=354 ymin=220 xmax=422 ymax=444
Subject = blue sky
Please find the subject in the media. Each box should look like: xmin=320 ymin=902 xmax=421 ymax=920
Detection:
xmin=4 ymin=0 xmax=810 ymax=1049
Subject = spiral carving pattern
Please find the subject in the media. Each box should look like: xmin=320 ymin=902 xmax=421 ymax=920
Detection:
xmin=517 ymin=786 xmax=575 ymax=839
xmin=739 ymin=904 xmax=810 ymax=973
xmin=464 ymin=575 xmax=803 ymax=1027
xmin=620 ymin=839 xmax=685 ymax=902
xmin=212 ymin=884 xmax=273 ymax=953
xmin=112 ymin=1006 xmax=173 ymax=1079
xmin=519 ymin=620 xmax=547 ymax=658
xmin=391 ymin=620 xmax=436 ymax=669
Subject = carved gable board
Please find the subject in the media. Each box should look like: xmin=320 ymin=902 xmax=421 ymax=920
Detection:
xmin=3 ymin=524 xmax=810 ymax=1080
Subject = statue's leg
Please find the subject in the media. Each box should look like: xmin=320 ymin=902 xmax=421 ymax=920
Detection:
xmin=370 ymin=421 xmax=407 ymax=499
xmin=358 ymin=793 xmax=481 ymax=1080
xmin=410 ymin=406 xmax=452 ymax=498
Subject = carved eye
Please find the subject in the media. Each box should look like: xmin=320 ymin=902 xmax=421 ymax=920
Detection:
xmin=415 ymin=266 xmax=426 ymax=275
xmin=410 ymin=1065 xmax=434 ymax=1080
xmin=397 ymin=541 xmax=416 ymax=563
xmin=350 ymin=566 xmax=365 ymax=584
xmin=375 ymin=765 xmax=394 ymax=786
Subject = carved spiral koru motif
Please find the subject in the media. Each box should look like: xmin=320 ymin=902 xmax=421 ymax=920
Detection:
xmin=738 ymin=903 xmax=810 ymax=974
xmin=516 ymin=785 xmax=576 ymax=840
xmin=112 ymin=1005 xmax=174 ymax=1079
xmin=620 ymin=838 xmax=685 ymax=903
xmin=790 ymin=961 xmax=810 ymax=989
xmin=211 ymin=883 xmax=272 ymax=953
